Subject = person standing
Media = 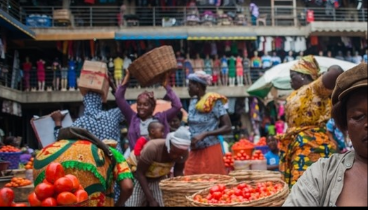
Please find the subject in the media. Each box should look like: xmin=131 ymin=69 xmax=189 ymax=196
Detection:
xmin=220 ymin=55 xmax=229 ymax=86
xmin=277 ymin=57 xmax=344 ymax=189
xmin=228 ymin=55 xmax=236 ymax=87
xmin=212 ymin=54 xmax=221 ymax=86
xmin=22 ymin=57 xmax=32 ymax=91
xmin=184 ymin=71 xmax=232 ymax=175
xmin=68 ymin=57 xmax=76 ymax=91
xmin=249 ymin=0 xmax=259 ymax=26
xmin=114 ymin=55 xmax=124 ymax=88
xmin=283 ymin=63 xmax=367 ymax=207
xmin=115 ymin=70 xmax=182 ymax=151
xmin=36 ymin=58 xmax=45 ymax=91
xmin=236 ymin=55 xmax=244 ymax=86
xmin=52 ymin=57 xmax=61 ymax=91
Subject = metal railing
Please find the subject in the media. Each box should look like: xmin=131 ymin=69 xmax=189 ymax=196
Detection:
xmin=0 ymin=64 xmax=266 ymax=92
xmin=1 ymin=4 xmax=365 ymax=28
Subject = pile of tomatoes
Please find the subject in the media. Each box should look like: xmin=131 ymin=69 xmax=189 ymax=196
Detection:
xmin=252 ymin=150 xmax=265 ymax=160
xmin=182 ymin=177 xmax=217 ymax=182
xmin=193 ymin=181 xmax=283 ymax=204
xmin=0 ymin=187 xmax=28 ymax=207
xmin=255 ymin=137 xmax=267 ymax=146
xmin=24 ymin=157 xmax=34 ymax=170
xmin=4 ymin=177 xmax=32 ymax=188
xmin=28 ymin=162 xmax=88 ymax=207
xmin=0 ymin=145 xmax=21 ymax=153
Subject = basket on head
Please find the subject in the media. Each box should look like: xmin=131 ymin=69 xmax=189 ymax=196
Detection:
xmin=128 ymin=45 xmax=177 ymax=87
xmin=159 ymin=174 xmax=237 ymax=207
xmin=229 ymin=169 xmax=282 ymax=182
xmin=186 ymin=178 xmax=289 ymax=207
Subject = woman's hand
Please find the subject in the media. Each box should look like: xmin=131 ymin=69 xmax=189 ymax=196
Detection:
xmin=50 ymin=110 xmax=66 ymax=127
xmin=162 ymin=72 xmax=170 ymax=88
xmin=191 ymin=133 xmax=207 ymax=147
xmin=121 ymin=69 xmax=130 ymax=86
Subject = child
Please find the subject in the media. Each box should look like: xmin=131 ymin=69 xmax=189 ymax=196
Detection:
xmin=169 ymin=111 xmax=183 ymax=132
xmin=127 ymin=121 xmax=164 ymax=171
xmin=275 ymin=116 xmax=285 ymax=135
xmin=264 ymin=135 xmax=279 ymax=171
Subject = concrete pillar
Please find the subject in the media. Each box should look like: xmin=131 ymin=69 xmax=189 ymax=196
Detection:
xmin=62 ymin=0 xmax=70 ymax=9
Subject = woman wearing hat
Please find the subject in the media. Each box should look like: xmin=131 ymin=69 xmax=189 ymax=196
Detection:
xmin=283 ymin=62 xmax=367 ymax=206
xmin=278 ymin=55 xmax=345 ymax=188
xmin=184 ymin=71 xmax=232 ymax=175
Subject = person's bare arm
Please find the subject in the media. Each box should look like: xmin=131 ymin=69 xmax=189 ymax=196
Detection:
xmin=115 ymin=179 xmax=133 ymax=207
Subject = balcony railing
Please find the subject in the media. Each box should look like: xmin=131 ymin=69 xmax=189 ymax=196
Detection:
xmin=0 ymin=64 xmax=268 ymax=92
xmin=2 ymin=4 xmax=366 ymax=28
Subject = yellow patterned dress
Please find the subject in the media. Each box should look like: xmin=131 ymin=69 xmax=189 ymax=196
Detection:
xmin=278 ymin=77 xmax=337 ymax=188
xmin=33 ymin=140 xmax=133 ymax=207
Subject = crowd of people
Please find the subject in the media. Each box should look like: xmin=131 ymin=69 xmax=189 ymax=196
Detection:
xmin=2 ymin=53 xmax=366 ymax=206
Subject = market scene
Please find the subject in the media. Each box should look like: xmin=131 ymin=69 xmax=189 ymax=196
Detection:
xmin=0 ymin=0 xmax=367 ymax=207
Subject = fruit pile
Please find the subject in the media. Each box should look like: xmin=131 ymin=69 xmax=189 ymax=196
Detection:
xmin=28 ymin=162 xmax=88 ymax=207
xmin=0 ymin=187 xmax=28 ymax=207
xmin=182 ymin=177 xmax=217 ymax=182
xmin=192 ymin=181 xmax=284 ymax=204
xmin=255 ymin=137 xmax=267 ymax=146
xmin=4 ymin=177 xmax=32 ymax=188
xmin=24 ymin=157 xmax=34 ymax=170
xmin=0 ymin=145 xmax=21 ymax=153
xmin=251 ymin=150 xmax=265 ymax=160
xmin=232 ymin=139 xmax=254 ymax=150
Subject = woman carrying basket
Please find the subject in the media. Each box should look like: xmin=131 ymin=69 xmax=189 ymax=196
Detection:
xmin=115 ymin=70 xmax=182 ymax=150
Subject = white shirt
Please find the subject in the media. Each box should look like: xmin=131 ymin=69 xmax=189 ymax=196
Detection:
xmin=265 ymin=37 xmax=274 ymax=53
xmin=284 ymin=37 xmax=294 ymax=52
xmin=123 ymin=57 xmax=132 ymax=70
xmin=258 ymin=37 xmax=265 ymax=52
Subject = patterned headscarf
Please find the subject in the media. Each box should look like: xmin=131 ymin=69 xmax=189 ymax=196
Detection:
xmin=290 ymin=55 xmax=321 ymax=80
xmin=137 ymin=91 xmax=156 ymax=109
xmin=188 ymin=70 xmax=212 ymax=86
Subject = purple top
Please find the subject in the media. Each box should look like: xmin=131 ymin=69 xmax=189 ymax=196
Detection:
xmin=115 ymin=84 xmax=182 ymax=150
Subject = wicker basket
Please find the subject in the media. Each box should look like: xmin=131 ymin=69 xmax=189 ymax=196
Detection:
xmin=186 ymin=178 xmax=289 ymax=207
xmin=128 ymin=45 xmax=177 ymax=87
xmin=229 ymin=170 xmax=282 ymax=182
xmin=159 ymin=174 xmax=237 ymax=207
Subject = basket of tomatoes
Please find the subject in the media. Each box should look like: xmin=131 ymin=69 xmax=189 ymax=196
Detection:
xmin=186 ymin=179 xmax=289 ymax=207
xmin=159 ymin=174 xmax=237 ymax=207
xmin=0 ymin=145 xmax=22 ymax=169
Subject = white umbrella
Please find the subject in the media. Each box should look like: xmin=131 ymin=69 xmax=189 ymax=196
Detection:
xmin=247 ymin=56 xmax=358 ymax=100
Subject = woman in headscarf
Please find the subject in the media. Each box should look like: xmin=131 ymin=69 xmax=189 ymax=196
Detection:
xmin=278 ymin=55 xmax=344 ymax=188
xmin=115 ymin=70 xmax=182 ymax=150
xmin=184 ymin=71 xmax=232 ymax=175
xmin=125 ymin=126 xmax=191 ymax=207
xmin=283 ymin=62 xmax=367 ymax=207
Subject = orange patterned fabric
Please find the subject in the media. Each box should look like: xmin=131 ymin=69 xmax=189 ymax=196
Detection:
xmin=33 ymin=140 xmax=132 ymax=207
xmin=290 ymin=55 xmax=321 ymax=80
xmin=195 ymin=92 xmax=228 ymax=113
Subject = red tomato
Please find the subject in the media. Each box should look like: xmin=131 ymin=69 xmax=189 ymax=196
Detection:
xmin=0 ymin=187 xmax=14 ymax=207
xmin=45 ymin=162 xmax=65 ymax=184
xmin=74 ymin=190 xmax=88 ymax=203
xmin=34 ymin=182 xmax=55 ymax=201
xmin=217 ymin=184 xmax=226 ymax=192
xmin=56 ymin=192 xmax=77 ymax=206
xmin=54 ymin=177 xmax=74 ymax=194
xmin=234 ymin=189 xmax=242 ymax=196
xmin=212 ymin=191 xmax=222 ymax=200
xmin=209 ymin=186 xmax=220 ymax=194
xmin=65 ymin=174 xmax=80 ymax=192
xmin=193 ymin=195 xmax=202 ymax=202
xmin=77 ymin=184 xmax=84 ymax=191
xmin=237 ymin=183 xmax=247 ymax=190
xmin=28 ymin=192 xmax=42 ymax=207
xmin=41 ymin=197 xmax=57 ymax=207
xmin=11 ymin=202 xmax=28 ymax=207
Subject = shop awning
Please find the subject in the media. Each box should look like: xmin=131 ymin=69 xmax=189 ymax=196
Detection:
xmin=187 ymin=31 xmax=257 ymax=40
xmin=308 ymin=21 xmax=367 ymax=37
xmin=0 ymin=9 xmax=35 ymax=39
xmin=115 ymin=30 xmax=187 ymax=40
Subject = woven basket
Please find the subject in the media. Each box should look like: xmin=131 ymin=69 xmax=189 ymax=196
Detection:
xmin=159 ymin=174 xmax=237 ymax=207
xmin=186 ymin=178 xmax=289 ymax=207
xmin=229 ymin=170 xmax=282 ymax=182
xmin=128 ymin=45 xmax=177 ymax=87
